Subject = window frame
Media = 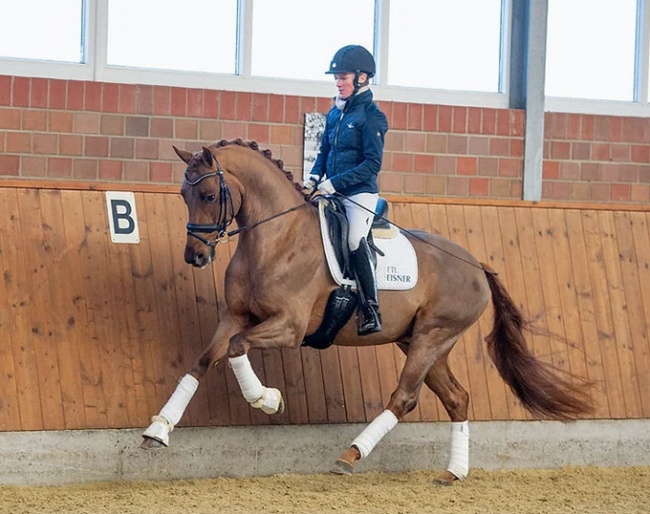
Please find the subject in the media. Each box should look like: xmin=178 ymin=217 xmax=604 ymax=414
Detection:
xmin=0 ymin=0 xmax=649 ymax=116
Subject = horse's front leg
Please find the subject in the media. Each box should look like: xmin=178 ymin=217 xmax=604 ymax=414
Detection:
xmin=226 ymin=314 xmax=305 ymax=416
xmin=140 ymin=317 xmax=243 ymax=450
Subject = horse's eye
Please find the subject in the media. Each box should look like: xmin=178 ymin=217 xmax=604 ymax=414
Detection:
xmin=204 ymin=194 xmax=216 ymax=203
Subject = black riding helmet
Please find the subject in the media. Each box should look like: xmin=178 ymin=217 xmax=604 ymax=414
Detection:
xmin=325 ymin=45 xmax=376 ymax=91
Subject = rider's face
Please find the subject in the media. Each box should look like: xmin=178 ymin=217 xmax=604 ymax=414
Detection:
xmin=334 ymin=72 xmax=361 ymax=99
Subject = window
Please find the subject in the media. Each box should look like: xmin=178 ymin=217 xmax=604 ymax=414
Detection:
xmin=0 ymin=0 xmax=84 ymax=62
xmin=545 ymin=0 xmax=637 ymax=101
xmin=107 ymin=0 xmax=238 ymax=73
xmin=387 ymin=0 xmax=503 ymax=92
xmin=647 ymin=41 xmax=650 ymax=101
xmin=250 ymin=0 xmax=374 ymax=81
xmin=2 ymin=0 xmax=650 ymax=115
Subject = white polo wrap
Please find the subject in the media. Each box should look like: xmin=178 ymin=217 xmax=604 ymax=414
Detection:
xmin=229 ymin=354 xmax=264 ymax=403
xmin=447 ymin=420 xmax=470 ymax=480
xmin=143 ymin=373 xmax=199 ymax=446
xmin=159 ymin=374 xmax=199 ymax=426
xmin=351 ymin=410 xmax=399 ymax=459
xmin=229 ymin=354 xmax=283 ymax=414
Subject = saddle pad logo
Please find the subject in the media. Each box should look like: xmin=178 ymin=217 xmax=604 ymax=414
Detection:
xmin=375 ymin=239 xmax=418 ymax=290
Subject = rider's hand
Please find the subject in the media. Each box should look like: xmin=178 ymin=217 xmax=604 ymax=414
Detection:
xmin=303 ymin=174 xmax=319 ymax=191
xmin=317 ymin=179 xmax=336 ymax=195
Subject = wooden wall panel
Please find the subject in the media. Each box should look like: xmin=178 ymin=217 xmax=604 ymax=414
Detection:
xmin=564 ymin=210 xmax=609 ymax=419
xmin=0 ymin=190 xmax=23 ymax=431
xmin=581 ymin=210 xmax=628 ymax=418
xmin=612 ymin=211 xmax=650 ymax=417
xmin=2 ymin=185 xmax=650 ymax=432
xmin=599 ymin=211 xmax=643 ymax=417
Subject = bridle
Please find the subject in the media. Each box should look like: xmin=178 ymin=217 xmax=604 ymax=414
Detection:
xmin=183 ymin=155 xmax=310 ymax=257
xmin=184 ymin=158 xmax=235 ymax=254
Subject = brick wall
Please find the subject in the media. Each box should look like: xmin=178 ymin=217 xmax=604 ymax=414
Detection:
xmin=543 ymin=112 xmax=650 ymax=203
xmin=1 ymin=75 xmax=649 ymax=203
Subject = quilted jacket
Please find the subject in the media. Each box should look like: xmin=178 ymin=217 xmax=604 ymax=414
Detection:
xmin=311 ymin=89 xmax=389 ymax=196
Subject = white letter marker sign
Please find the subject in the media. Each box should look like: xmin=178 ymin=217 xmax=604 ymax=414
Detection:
xmin=105 ymin=191 xmax=140 ymax=244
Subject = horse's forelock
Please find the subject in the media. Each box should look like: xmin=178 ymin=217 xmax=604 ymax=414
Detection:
xmin=186 ymin=154 xmax=202 ymax=171
xmin=182 ymin=153 xmax=209 ymax=183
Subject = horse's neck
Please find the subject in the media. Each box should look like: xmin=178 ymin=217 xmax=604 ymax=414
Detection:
xmin=233 ymin=174 xmax=316 ymax=247
xmin=230 ymin=163 xmax=305 ymax=228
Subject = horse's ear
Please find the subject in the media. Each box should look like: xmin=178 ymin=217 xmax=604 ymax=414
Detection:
xmin=202 ymin=147 xmax=214 ymax=167
xmin=173 ymin=145 xmax=193 ymax=164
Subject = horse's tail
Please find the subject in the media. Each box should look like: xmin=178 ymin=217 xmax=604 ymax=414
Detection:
xmin=482 ymin=265 xmax=593 ymax=420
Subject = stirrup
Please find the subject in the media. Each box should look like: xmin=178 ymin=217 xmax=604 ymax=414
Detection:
xmin=357 ymin=306 xmax=382 ymax=336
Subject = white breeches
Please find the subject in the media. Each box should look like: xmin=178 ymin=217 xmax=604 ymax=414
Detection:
xmin=342 ymin=193 xmax=378 ymax=251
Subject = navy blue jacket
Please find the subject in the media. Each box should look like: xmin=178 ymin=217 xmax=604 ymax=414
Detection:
xmin=311 ymin=89 xmax=389 ymax=196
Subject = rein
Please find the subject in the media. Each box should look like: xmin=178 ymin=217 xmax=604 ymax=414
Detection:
xmin=227 ymin=202 xmax=310 ymax=238
xmin=325 ymin=191 xmax=494 ymax=274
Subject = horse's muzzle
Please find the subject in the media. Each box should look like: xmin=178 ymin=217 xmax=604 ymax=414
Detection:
xmin=184 ymin=242 xmax=213 ymax=268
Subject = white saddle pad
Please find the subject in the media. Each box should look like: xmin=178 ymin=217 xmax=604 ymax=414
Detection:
xmin=318 ymin=200 xmax=418 ymax=291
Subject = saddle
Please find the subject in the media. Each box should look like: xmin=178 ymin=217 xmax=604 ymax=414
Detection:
xmin=320 ymin=196 xmax=393 ymax=280
xmin=302 ymin=196 xmax=398 ymax=350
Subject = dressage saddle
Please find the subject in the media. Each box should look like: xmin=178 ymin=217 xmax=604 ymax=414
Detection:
xmin=302 ymin=197 xmax=388 ymax=349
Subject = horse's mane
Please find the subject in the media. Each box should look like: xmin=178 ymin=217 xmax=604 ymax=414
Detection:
xmin=213 ymin=139 xmax=308 ymax=199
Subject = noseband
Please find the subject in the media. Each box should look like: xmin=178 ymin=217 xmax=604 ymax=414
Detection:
xmin=184 ymin=158 xmax=235 ymax=254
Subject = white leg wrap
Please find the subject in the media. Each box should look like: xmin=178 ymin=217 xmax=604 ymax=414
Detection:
xmin=229 ymin=354 xmax=283 ymax=414
xmin=229 ymin=354 xmax=264 ymax=402
xmin=351 ymin=410 xmax=399 ymax=460
xmin=143 ymin=374 xmax=199 ymax=446
xmin=159 ymin=374 xmax=199 ymax=426
xmin=447 ymin=420 xmax=470 ymax=480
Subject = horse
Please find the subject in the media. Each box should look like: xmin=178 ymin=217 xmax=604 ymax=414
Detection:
xmin=140 ymin=139 xmax=592 ymax=484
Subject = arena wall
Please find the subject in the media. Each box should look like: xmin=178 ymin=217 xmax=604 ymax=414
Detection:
xmin=2 ymin=420 xmax=650 ymax=486
xmin=1 ymin=185 xmax=649 ymax=434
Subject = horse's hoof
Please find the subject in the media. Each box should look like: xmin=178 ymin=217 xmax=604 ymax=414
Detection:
xmin=432 ymin=470 xmax=460 ymax=486
xmin=140 ymin=436 xmax=166 ymax=450
xmin=331 ymin=459 xmax=355 ymax=475
xmin=331 ymin=446 xmax=360 ymax=475
xmin=256 ymin=388 xmax=285 ymax=415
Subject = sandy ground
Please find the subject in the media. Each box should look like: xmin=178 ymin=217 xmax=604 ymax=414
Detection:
xmin=1 ymin=467 xmax=648 ymax=514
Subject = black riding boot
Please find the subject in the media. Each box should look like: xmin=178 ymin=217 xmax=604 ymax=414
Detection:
xmin=350 ymin=239 xmax=382 ymax=336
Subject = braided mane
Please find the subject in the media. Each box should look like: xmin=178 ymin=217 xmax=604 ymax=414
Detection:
xmin=214 ymin=138 xmax=308 ymax=198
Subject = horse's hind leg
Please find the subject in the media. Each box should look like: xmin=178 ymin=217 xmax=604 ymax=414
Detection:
xmin=416 ymin=352 xmax=471 ymax=485
xmin=140 ymin=321 xmax=239 ymax=449
xmin=333 ymin=330 xmax=459 ymax=475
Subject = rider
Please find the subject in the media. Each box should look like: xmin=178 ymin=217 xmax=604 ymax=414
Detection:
xmin=304 ymin=44 xmax=389 ymax=336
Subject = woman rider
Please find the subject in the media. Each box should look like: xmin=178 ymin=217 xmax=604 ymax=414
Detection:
xmin=305 ymin=45 xmax=389 ymax=336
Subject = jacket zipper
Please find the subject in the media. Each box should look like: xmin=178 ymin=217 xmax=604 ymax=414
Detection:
xmin=332 ymin=110 xmax=345 ymax=174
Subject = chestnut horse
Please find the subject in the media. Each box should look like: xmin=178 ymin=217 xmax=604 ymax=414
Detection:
xmin=141 ymin=139 xmax=591 ymax=484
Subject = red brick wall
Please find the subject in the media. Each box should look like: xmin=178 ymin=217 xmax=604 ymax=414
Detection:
xmin=1 ymin=75 xmax=649 ymax=203
xmin=543 ymin=112 xmax=650 ymax=203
